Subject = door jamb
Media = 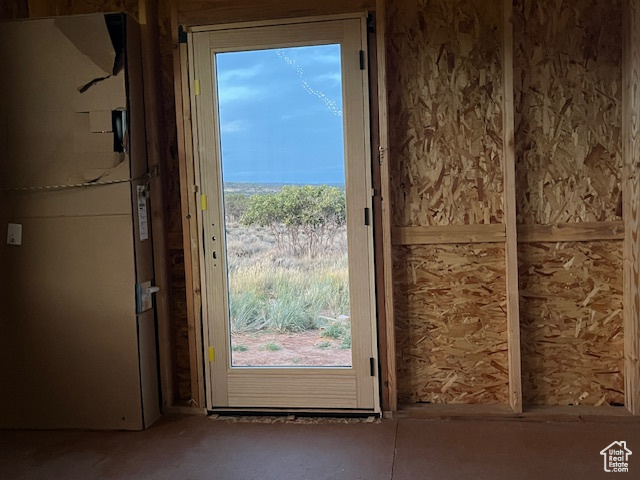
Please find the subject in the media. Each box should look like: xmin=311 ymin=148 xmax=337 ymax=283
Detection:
xmin=180 ymin=12 xmax=385 ymax=413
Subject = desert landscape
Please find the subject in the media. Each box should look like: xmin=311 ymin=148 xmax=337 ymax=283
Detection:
xmin=223 ymin=182 xmax=352 ymax=367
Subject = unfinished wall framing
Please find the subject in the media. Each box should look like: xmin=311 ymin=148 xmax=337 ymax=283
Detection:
xmin=386 ymin=0 xmax=516 ymax=409
xmin=6 ymin=0 xmax=639 ymax=418
xmin=384 ymin=0 xmax=639 ymax=416
xmin=514 ymin=0 xmax=629 ymax=410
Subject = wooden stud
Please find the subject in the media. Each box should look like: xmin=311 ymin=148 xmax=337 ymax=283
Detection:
xmin=138 ymin=0 xmax=175 ymax=410
xmin=367 ymin=19 xmax=392 ymax=412
xmin=393 ymin=224 xmax=506 ymax=246
xmin=517 ymin=222 xmax=625 ymax=243
xmin=503 ymin=0 xmax=523 ymax=414
xmin=623 ymin=0 xmax=640 ymax=415
xmin=177 ymin=0 xmax=374 ymax=27
xmin=171 ymin=0 xmax=206 ymax=409
xmin=376 ymin=0 xmax=397 ymax=412
xmin=396 ymin=404 xmax=636 ymax=422
xmin=392 ymin=223 xmax=625 ymax=246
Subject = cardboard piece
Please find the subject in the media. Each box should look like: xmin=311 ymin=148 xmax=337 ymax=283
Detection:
xmin=0 ymin=17 xmax=129 ymax=216
xmin=0 ymin=14 xmax=158 ymax=431
xmin=73 ymin=72 xmax=127 ymax=112
xmin=73 ymin=112 xmax=114 ymax=152
xmin=89 ymin=111 xmax=113 ymax=132
xmin=54 ymin=14 xmax=116 ymax=87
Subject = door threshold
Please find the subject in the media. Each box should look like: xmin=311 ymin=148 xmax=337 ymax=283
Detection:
xmin=207 ymin=407 xmax=379 ymax=418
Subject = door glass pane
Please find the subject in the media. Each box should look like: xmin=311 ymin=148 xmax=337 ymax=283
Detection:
xmin=215 ymin=45 xmax=352 ymax=367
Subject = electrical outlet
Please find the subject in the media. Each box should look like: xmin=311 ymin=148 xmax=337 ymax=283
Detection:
xmin=7 ymin=223 xmax=22 ymax=246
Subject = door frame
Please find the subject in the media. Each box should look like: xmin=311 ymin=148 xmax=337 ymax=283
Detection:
xmin=186 ymin=13 xmax=381 ymax=413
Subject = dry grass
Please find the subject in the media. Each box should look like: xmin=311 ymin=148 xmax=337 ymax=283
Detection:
xmin=225 ymin=219 xmax=351 ymax=337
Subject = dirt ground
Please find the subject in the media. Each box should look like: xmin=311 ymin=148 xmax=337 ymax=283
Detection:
xmin=230 ymin=331 xmax=352 ymax=367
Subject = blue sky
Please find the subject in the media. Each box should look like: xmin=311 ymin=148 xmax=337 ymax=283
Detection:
xmin=215 ymin=44 xmax=345 ymax=184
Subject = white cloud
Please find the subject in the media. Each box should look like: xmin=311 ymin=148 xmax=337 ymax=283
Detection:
xmin=292 ymin=50 xmax=341 ymax=66
xmin=217 ymin=63 xmax=264 ymax=83
xmin=217 ymin=85 xmax=262 ymax=103
xmin=220 ymin=120 xmax=247 ymax=133
xmin=315 ymin=72 xmax=343 ymax=86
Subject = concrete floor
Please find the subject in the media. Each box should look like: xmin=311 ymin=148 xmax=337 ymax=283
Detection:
xmin=1 ymin=414 xmax=638 ymax=479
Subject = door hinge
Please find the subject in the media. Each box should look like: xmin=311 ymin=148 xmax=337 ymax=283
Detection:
xmin=178 ymin=25 xmax=188 ymax=44
xmin=208 ymin=346 xmax=215 ymax=362
xmin=370 ymin=357 xmax=376 ymax=377
xmin=359 ymin=50 xmax=366 ymax=70
xmin=201 ymin=194 xmax=208 ymax=211
xmin=367 ymin=13 xmax=376 ymax=33
xmin=364 ymin=207 xmax=371 ymax=226
xmin=194 ymin=79 xmax=201 ymax=96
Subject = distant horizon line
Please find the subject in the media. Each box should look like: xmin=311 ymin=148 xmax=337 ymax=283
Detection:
xmin=224 ymin=181 xmax=345 ymax=185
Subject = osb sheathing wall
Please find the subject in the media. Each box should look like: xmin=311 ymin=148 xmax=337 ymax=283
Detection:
xmin=7 ymin=0 xmax=631 ymax=411
xmin=388 ymin=0 xmax=627 ymax=408
xmin=394 ymin=244 xmax=508 ymax=404
xmin=514 ymin=0 xmax=625 ymax=407
xmin=518 ymin=242 xmax=624 ymax=406
xmin=387 ymin=0 xmax=510 ymax=405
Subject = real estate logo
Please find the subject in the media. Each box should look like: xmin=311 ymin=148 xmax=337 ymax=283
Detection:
xmin=600 ymin=441 xmax=632 ymax=473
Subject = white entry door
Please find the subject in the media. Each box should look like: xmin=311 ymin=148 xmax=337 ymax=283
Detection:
xmin=190 ymin=15 xmax=378 ymax=411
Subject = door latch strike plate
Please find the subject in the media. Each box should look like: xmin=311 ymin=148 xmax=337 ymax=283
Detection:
xmin=209 ymin=346 xmax=215 ymax=362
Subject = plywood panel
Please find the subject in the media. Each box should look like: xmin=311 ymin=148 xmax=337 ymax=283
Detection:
xmin=519 ymin=241 xmax=625 ymax=406
xmin=394 ymin=244 xmax=509 ymax=404
xmin=177 ymin=0 xmax=374 ymax=26
xmin=386 ymin=0 xmax=505 ymax=227
xmin=514 ymin=0 xmax=623 ymax=224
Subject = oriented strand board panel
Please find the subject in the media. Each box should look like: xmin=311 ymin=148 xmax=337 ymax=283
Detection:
xmin=386 ymin=0 xmax=505 ymax=227
xmin=394 ymin=244 xmax=509 ymax=404
xmin=519 ymin=241 xmax=625 ymax=406
xmin=177 ymin=0 xmax=375 ymax=26
xmin=513 ymin=0 xmax=623 ymax=224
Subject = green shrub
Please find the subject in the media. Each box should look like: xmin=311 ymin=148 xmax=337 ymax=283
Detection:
xmin=322 ymin=322 xmax=347 ymax=340
xmin=242 ymin=185 xmax=346 ymax=258
xmin=229 ymin=291 xmax=266 ymax=333
xmin=225 ymin=193 xmax=251 ymax=221
xmin=264 ymin=342 xmax=282 ymax=351
xmin=266 ymin=295 xmax=318 ymax=333
xmin=341 ymin=329 xmax=352 ymax=349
